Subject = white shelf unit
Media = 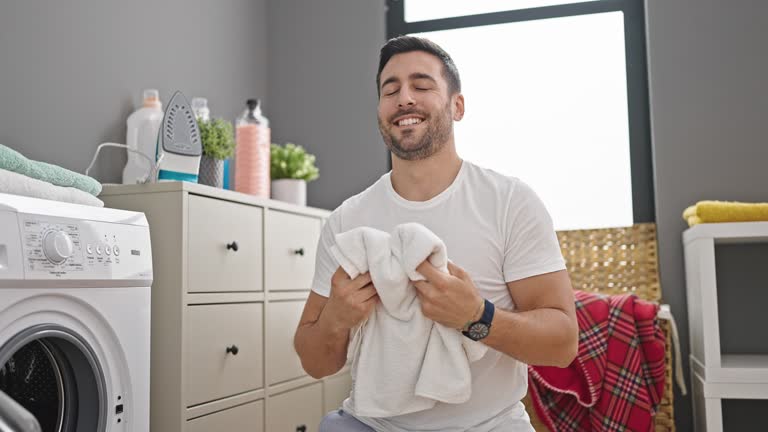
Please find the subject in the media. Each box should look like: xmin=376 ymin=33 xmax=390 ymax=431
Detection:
xmin=683 ymin=222 xmax=768 ymax=431
xmin=101 ymin=182 xmax=351 ymax=432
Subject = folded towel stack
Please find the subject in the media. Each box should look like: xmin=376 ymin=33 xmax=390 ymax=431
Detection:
xmin=0 ymin=144 xmax=103 ymax=207
xmin=0 ymin=169 xmax=104 ymax=207
xmin=683 ymin=200 xmax=768 ymax=227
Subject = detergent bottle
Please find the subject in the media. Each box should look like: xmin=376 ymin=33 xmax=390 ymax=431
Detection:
xmin=122 ymin=89 xmax=163 ymax=184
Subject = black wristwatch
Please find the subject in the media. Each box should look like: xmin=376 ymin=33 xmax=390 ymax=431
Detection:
xmin=462 ymin=299 xmax=495 ymax=341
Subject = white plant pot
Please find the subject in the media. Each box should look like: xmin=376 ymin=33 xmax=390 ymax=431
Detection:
xmin=271 ymin=179 xmax=307 ymax=206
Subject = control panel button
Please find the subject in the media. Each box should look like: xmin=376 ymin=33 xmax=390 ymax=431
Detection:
xmin=113 ymin=246 xmax=120 ymax=256
xmin=105 ymin=246 xmax=112 ymax=255
xmin=96 ymin=245 xmax=102 ymax=255
xmin=86 ymin=244 xmax=93 ymax=254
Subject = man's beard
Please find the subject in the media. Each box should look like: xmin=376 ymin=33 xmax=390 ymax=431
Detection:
xmin=378 ymin=101 xmax=453 ymax=161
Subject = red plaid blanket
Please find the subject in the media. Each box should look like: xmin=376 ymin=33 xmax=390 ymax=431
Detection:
xmin=528 ymin=291 xmax=666 ymax=432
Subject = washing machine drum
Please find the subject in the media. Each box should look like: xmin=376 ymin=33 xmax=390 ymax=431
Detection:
xmin=0 ymin=326 xmax=106 ymax=432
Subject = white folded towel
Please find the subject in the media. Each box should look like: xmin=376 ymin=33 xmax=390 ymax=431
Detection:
xmin=329 ymin=222 xmax=487 ymax=418
xmin=0 ymin=168 xmax=104 ymax=207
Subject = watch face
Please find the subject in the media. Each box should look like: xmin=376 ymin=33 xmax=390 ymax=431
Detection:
xmin=468 ymin=322 xmax=489 ymax=340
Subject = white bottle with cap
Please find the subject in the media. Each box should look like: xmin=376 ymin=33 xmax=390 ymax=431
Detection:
xmin=191 ymin=97 xmax=210 ymax=121
xmin=122 ymin=89 xmax=164 ymax=184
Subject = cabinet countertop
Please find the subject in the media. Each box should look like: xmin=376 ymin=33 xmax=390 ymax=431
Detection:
xmin=101 ymin=182 xmax=332 ymax=218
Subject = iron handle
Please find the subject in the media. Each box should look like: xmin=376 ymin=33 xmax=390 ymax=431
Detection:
xmin=293 ymin=248 xmax=304 ymax=256
xmin=226 ymin=345 xmax=239 ymax=355
xmin=226 ymin=241 xmax=239 ymax=252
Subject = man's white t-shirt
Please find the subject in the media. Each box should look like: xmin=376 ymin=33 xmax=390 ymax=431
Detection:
xmin=311 ymin=160 xmax=566 ymax=432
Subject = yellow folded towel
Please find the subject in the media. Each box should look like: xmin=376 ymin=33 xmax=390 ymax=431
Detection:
xmin=683 ymin=201 xmax=768 ymax=226
xmin=683 ymin=205 xmax=702 ymax=226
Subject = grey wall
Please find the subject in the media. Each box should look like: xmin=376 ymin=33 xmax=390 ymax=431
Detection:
xmin=266 ymin=0 xmax=388 ymax=210
xmin=3 ymin=0 xmax=767 ymax=430
xmin=646 ymin=0 xmax=768 ymax=430
xmin=0 ymin=0 xmax=269 ymax=184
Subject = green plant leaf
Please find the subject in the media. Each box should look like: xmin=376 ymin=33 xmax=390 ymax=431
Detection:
xmin=270 ymin=142 xmax=319 ymax=181
xmin=198 ymin=118 xmax=235 ymax=160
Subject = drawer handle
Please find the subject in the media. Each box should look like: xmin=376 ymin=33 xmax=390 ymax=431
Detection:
xmin=296 ymin=425 xmax=307 ymax=432
xmin=226 ymin=241 xmax=239 ymax=252
xmin=226 ymin=345 xmax=239 ymax=355
xmin=293 ymin=248 xmax=304 ymax=256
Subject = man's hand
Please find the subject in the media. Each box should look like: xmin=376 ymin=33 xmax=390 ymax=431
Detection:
xmin=323 ymin=267 xmax=379 ymax=332
xmin=413 ymin=260 xmax=484 ymax=330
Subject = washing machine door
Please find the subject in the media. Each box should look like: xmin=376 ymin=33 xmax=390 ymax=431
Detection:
xmin=0 ymin=325 xmax=106 ymax=432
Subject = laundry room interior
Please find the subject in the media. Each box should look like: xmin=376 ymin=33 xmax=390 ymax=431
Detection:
xmin=1 ymin=1 xmax=767 ymax=431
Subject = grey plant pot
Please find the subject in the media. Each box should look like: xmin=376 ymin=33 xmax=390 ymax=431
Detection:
xmin=199 ymin=155 xmax=224 ymax=188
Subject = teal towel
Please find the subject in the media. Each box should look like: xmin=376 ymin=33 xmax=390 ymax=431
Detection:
xmin=0 ymin=144 xmax=102 ymax=196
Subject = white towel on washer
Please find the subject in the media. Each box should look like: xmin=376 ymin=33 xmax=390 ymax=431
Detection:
xmin=329 ymin=222 xmax=487 ymax=418
xmin=0 ymin=168 xmax=104 ymax=207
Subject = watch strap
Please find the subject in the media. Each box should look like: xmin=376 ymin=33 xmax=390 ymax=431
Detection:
xmin=479 ymin=299 xmax=494 ymax=327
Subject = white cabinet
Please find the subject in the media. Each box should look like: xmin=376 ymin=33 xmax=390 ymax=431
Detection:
xmin=266 ymin=211 xmax=322 ymax=291
xmin=267 ymin=383 xmax=324 ymax=432
xmin=187 ymin=400 xmax=264 ymax=432
xmin=101 ymin=182 xmax=351 ymax=432
xmin=683 ymin=222 xmax=768 ymax=431
xmin=267 ymin=299 xmax=310 ymax=385
xmin=323 ymin=372 xmax=354 ymax=414
xmin=187 ymin=195 xmax=263 ymax=293
xmin=185 ymin=303 xmax=264 ymax=406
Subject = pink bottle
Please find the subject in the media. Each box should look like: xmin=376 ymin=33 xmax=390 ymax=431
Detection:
xmin=234 ymin=99 xmax=271 ymax=197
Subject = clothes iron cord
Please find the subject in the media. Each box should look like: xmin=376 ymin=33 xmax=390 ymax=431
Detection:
xmin=85 ymin=142 xmax=164 ymax=184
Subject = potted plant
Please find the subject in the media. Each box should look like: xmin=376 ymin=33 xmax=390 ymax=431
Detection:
xmin=197 ymin=118 xmax=235 ymax=188
xmin=270 ymin=142 xmax=319 ymax=206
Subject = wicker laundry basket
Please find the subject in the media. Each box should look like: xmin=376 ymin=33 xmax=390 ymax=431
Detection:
xmin=523 ymin=223 xmax=675 ymax=432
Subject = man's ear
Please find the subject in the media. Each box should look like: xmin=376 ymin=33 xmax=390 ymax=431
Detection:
xmin=453 ymin=93 xmax=465 ymax=121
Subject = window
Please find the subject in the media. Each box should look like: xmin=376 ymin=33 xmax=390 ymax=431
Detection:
xmin=405 ymin=0 xmax=587 ymax=22
xmin=386 ymin=0 xmax=653 ymax=231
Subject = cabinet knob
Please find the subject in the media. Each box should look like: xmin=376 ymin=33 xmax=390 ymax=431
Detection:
xmin=226 ymin=241 xmax=239 ymax=252
xmin=226 ymin=345 xmax=239 ymax=355
xmin=296 ymin=425 xmax=307 ymax=432
xmin=293 ymin=248 xmax=304 ymax=256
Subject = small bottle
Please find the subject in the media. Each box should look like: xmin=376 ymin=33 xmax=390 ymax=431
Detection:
xmin=191 ymin=97 xmax=210 ymax=122
xmin=123 ymin=89 xmax=163 ymax=184
xmin=234 ymin=99 xmax=271 ymax=197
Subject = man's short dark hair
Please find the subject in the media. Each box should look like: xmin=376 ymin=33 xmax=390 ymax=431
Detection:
xmin=377 ymin=36 xmax=461 ymax=97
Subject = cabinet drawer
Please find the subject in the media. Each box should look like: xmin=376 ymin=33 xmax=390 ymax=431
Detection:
xmin=188 ymin=194 xmax=263 ymax=293
xmin=186 ymin=303 xmax=264 ymax=406
xmin=267 ymin=299 xmax=308 ymax=384
xmin=266 ymin=384 xmax=323 ymax=432
xmin=187 ymin=400 xmax=264 ymax=432
xmin=266 ymin=211 xmax=321 ymax=291
xmin=323 ymin=372 xmax=352 ymax=413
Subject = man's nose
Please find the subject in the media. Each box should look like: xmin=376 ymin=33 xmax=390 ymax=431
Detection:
xmin=397 ymin=87 xmax=415 ymax=108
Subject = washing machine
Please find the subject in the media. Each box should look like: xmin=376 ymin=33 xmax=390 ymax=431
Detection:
xmin=0 ymin=192 xmax=152 ymax=432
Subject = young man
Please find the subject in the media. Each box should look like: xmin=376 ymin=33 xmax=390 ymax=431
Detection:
xmin=294 ymin=36 xmax=578 ymax=432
